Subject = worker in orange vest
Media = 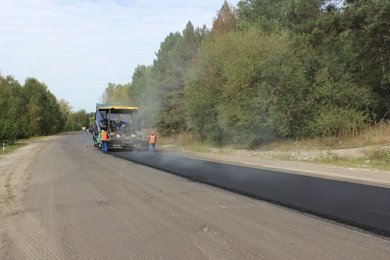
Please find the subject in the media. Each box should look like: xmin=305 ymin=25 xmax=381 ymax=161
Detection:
xmin=101 ymin=129 xmax=108 ymax=153
xmin=148 ymin=131 xmax=157 ymax=152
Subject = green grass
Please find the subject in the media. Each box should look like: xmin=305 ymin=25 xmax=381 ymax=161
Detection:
xmin=0 ymin=143 xmax=27 ymax=155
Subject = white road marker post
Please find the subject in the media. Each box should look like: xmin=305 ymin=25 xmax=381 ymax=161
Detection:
xmin=2 ymin=142 xmax=5 ymax=151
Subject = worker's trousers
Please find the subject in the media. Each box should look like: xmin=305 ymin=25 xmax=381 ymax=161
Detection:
xmin=102 ymin=141 xmax=108 ymax=153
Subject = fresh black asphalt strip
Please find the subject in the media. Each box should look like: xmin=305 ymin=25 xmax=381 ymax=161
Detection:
xmin=113 ymin=150 xmax=390 ymax=237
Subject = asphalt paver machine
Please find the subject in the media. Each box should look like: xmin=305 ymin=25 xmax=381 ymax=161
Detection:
xmin=93 ymin=104 xmax=149 ymax=151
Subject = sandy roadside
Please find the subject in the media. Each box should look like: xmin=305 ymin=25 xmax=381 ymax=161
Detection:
xmin=0 ymin=136 xmax=59 ymax=219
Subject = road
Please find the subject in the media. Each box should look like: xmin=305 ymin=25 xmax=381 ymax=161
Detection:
xmin=114 ymin=148 xmax=390 ymax=235
xmin=0 ymin=133 xmax=389 ymax=259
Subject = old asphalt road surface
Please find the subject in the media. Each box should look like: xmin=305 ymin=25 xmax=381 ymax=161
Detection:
xmin=0 ymin=133 xmax=389 ymax=259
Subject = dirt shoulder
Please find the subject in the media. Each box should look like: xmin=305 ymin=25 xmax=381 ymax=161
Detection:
xmin=0 ymin=136 xmax=58 ymax=219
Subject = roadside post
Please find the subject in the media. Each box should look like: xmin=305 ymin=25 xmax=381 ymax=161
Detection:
xmin=2 ymin=142 xmax=5 ymax=151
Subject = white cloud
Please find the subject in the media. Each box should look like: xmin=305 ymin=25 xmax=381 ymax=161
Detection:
xmin=0 ymin=0 xmax=239 ymax=111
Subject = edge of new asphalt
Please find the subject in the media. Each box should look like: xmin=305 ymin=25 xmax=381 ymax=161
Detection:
xmin=112 ymin=149 xmax=390 ymax=237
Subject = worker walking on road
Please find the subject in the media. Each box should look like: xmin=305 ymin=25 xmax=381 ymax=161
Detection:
xmin=148 ymin=131 xmax=157 ymax=152
xmin=101 ymin=129 xmax=108 ymax=153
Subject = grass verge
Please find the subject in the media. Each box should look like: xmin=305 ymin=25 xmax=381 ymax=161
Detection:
xmin=262 ymin=122 xmax=390 ymax=151
xmin=158 ymin=122 xmax=390 ymax=171
xmin=312 ymin=148 xmax=390 ymax=171
xmin=0 ymin=143 xmax=27 ymax=155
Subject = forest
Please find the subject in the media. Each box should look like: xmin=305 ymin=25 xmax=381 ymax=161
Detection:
xmin=0 ymin=76 xmax=91 ymax=143
xmin=102 ymin=0 xmax=389 ymax=147
xmin=1 ymin=0 xmax=388 ymax=147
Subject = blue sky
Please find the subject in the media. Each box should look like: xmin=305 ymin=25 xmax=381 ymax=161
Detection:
xmin=0 ymin=0 xmax=239 ymax=112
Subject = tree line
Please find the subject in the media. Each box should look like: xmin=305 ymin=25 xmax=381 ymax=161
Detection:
xmin=0 ymin=75 xmax=92 ymax=143
xmin=103 ymin=0 xmax=389 ymax=147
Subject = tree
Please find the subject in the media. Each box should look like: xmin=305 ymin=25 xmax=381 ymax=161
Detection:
xmin=23 ymin=78 xmax=64 ymax=136
xmin=71 ymin=109 xmax=90 ymax=130
xmin=341 ymin=0 xmax=390 ymax=119
xmin=102 ymin=83 xmax=132 ymax=105
xmin=58 ymin=99 xmax=73 ymax=130
xmin=237 ymin=0 xmax=287 ymax=31
xmin=186 ymin=27 xmax=374 ymax=146
xmin=212 ymin=1 xmax=237 ymax=35
xmin=149 ymin=22 xmax=205 ymax=134
xmin=185 ymin=51 xmax=225 ymax=144
xmin=0 ymin=76 xmax=21 ymax=142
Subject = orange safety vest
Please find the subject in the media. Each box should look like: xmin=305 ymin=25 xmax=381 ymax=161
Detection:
xmin=148 ymin=134 xmax=156 ymax=144
xmin=101 ymin=130 xmax=108 ymax=141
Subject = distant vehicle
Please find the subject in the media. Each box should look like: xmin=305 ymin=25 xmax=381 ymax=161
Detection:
xmin=92 ymin=104 xmax=148 ymax=151
xmin=82 ymin=126 xmax=87 ymax=132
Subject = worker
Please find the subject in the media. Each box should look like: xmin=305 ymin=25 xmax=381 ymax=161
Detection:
xmin=101 ymin=129 xmax=108 ymax=153
xmin=148 ymin=131 xmax=157 ymax=152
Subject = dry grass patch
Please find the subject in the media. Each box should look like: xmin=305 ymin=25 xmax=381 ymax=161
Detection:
xmin=157 ymin=123 xmax=390 ymax=170
xmin=313 ymin=148 xmax=390 ymax=171
xmin=261 ymin=121 xmax=390 ymax=151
